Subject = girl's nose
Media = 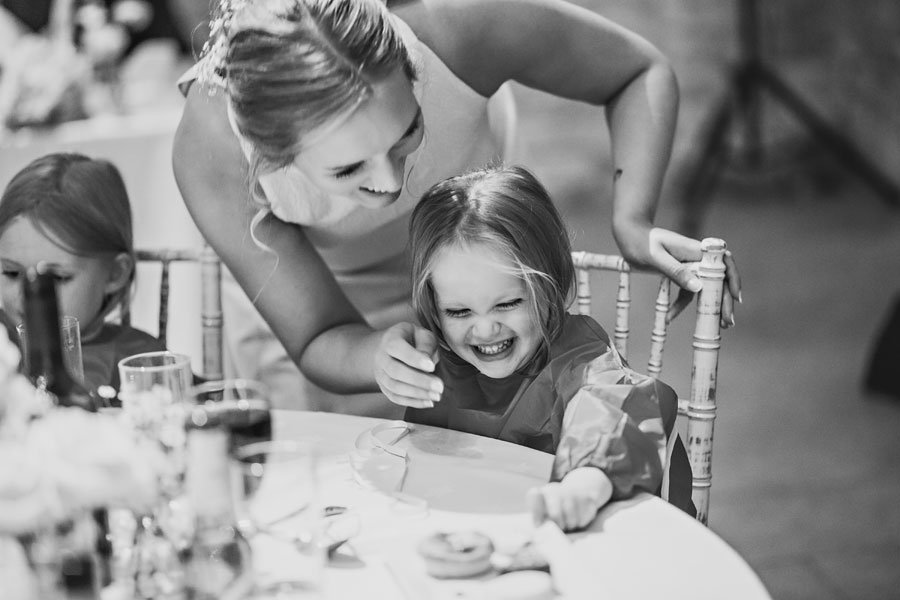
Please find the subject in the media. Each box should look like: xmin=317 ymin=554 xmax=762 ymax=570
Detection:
xmin=470 ymin=317 xmax=501 ymax=341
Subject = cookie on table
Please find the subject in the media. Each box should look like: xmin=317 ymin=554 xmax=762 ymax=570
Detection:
xmin=417 ymin=531 xmax=494 ymax=579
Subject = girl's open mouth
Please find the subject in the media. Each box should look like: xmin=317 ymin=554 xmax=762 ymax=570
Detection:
xmin=472 ymin=338 xmax=515 ymax=360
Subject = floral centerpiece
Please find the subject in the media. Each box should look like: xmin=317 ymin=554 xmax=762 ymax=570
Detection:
xmin=0 ymin=325 xmax=162 ymax=597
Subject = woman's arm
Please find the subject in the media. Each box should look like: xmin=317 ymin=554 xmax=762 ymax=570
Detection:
xmin=172 ymin=83 xmax=438 ymax=405
xmin=404 ymin=0 xmax=740 ymax=323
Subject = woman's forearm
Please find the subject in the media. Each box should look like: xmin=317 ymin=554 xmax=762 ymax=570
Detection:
xmin=298 ymin=323 xmax=384 ymax=393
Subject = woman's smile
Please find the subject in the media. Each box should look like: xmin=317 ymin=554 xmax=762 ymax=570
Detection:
xmin=293 ymin=68 xmax=422 ymax=209
xmin=358 ymin=186 xmax=402 ymax=208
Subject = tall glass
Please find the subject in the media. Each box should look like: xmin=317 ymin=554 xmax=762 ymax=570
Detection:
xmin=117 ymin=351 xmax=193 ymax=492
xmin=116 ymin=351 xmax=194 ymax=598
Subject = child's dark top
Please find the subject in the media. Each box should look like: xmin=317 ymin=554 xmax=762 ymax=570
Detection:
xmin=82 ymin=323 xmax=167 ymax=394
xmin=406 ymin=313 xmax=695 ymax=516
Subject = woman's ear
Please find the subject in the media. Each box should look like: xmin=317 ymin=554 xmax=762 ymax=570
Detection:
xmin=105 ymin=253 xmax=134 ymax=295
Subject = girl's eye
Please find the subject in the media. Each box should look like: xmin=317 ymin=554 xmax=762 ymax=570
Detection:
xmin=1 ymin=269 xmax=21 ymax=280
xmin=496 ymin=299 xmax=524 ymax=311
xmin=333 ymin=163 xmax=364 ymax=180
xmin=443 ymin=308 xmax=470 ymax=318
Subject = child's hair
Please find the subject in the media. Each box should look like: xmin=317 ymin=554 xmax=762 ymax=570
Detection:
xmin=409 ymin=165 xmax=575 ymax=368
xmin=0 ymin=152 xmax=135 ymax=322
xmin=214 ymin=0 xmax=417 ymax=205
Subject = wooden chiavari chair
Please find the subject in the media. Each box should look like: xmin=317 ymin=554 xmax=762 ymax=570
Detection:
xmin=571 ymin=238 xmax=728 ymax=524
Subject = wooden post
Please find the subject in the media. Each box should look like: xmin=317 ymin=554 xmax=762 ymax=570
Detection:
xmin=686 ymin=238 xmax=726 ymax=524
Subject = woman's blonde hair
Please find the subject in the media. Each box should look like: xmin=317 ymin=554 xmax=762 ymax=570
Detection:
xmin=210 ymin=0 xmax=416 ymax=206
xmin=409 ymin=165 xmax=576 ymax=372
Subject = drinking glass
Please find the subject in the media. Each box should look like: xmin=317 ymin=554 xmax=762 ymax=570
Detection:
xmin=232 ymin=439 xmax=325 ymax=596
xmin=118 ymin=351 xmax=193 ymax=405
xmin=187 ymin=379 xmax=273 ymax=455
xmin=116 ymin=352 xmax=194 ymax=597
xmin=17 ymin=315 xmax=84 ymax=383
xmin=117 ymin=351 xmax=193 ymax=462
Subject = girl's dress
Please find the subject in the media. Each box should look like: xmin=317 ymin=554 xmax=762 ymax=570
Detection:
xmin=406 ymin=314 xmax=696 ymax=516
xmin=177 ymin=14 xmax=515 ymax=414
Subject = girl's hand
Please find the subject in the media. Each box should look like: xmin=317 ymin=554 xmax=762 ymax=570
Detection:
xmin=616 ymin=225 xmax=742 ymax=328
xmin=527 ymin=467 xmax=613 ymax=532
xmin=374 ymin=322 xmax=443 ymax=409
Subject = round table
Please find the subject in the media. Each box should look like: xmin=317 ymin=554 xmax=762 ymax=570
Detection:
xmin=264 ymin=410 xmax=771 ymax=600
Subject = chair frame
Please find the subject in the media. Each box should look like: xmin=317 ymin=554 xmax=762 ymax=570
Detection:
xmin=571 ymin=238 xmax=727 ymax=524
xmin=122 ymin=245 xmax=224 ymax=381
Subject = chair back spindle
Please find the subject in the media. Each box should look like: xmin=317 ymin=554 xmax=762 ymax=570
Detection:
xmin=125 ymin=245 xmax=224 ymax=381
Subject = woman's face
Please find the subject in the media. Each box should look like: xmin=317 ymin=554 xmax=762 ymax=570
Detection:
xmin=0 ymin=217 xmax=115 ymax=336
xmin=429 ymin=242 xmax=541 ymax=379
xmin=293 ymin=68 xmax=424 ymax=209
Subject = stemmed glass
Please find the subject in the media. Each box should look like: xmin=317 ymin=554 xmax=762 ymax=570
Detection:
xmin=233 ymin=437 xmax=331 ymax=596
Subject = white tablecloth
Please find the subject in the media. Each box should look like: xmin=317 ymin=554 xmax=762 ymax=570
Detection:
xmin=271 ymin=411 xmax=772 ymax=600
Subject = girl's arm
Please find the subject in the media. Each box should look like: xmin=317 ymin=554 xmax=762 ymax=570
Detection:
xmin=528 ymin=467 xmax=613 ymax=532
xmin=172 ymin=83 xmax=438 ymax=407
xmin=402 ymin=0 xmax=740 ymax=323
xmin=526 ymin=338 xmax=674 ymax=531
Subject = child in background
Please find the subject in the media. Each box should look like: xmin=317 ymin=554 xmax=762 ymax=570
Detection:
xmin=0 ymin=152 xmax=166 ymax=396
xmin=407 ymin=165 xmax=694 ymax=530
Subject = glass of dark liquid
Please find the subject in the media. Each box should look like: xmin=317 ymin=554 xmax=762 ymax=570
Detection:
xmin=187 ymin=379 xmax=273 ymax=456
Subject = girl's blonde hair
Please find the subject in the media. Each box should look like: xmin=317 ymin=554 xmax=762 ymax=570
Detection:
xmin=409 ymin=165 xmax=576 ymax=372
xmin=0 ymin=152 xmax=135 ymax=322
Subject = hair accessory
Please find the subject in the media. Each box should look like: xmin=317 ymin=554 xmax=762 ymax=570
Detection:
xmin=195 ymin=0 xmax=249 ymax=92
xmin=196 ymin=0 xmax=299 ymax=94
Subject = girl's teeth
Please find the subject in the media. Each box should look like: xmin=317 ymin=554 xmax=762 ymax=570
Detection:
xmin=477 ymin=339 xmax=512 ymax=355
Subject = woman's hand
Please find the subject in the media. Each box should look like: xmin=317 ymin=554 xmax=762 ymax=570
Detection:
xmin=615 ymin=224 xmax=742 ymax=328
xmin=527 ymin=467 xmax=613 ymax=532
xmin=374 ymin=322 xmax=444 ymax=409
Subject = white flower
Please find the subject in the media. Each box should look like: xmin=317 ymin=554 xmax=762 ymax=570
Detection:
xmin=0 ymin=408 xmax=163 ymax=536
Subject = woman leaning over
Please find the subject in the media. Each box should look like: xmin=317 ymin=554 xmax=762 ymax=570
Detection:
xmin=172 ymin=0 xmax=740 ymax=415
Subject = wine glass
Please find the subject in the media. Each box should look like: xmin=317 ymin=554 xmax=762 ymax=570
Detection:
xmin=232 ymin=438 xmax=327 ymax=596
xmin=232 ymin=439 xmax=316 ymax=532
xmin=187 ymin=379 xmax=273 ymax=455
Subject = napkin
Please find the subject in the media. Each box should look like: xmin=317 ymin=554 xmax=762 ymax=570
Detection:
xmin=530 ymin=521 xmax=593 ymax=600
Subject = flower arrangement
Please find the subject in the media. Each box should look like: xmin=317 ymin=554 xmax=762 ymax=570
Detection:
xmin=0 ymin=324 xmax=163 ymax=596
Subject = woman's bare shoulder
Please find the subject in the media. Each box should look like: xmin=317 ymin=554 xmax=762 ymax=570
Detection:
xmin=390 ymin=0 xmax=531 ymax=96
xmin=176 ymin=82 xmax=233 ymax=149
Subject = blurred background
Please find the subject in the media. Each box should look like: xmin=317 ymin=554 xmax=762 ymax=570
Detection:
xmin=2 ymin=1 xmax=899 ymax=598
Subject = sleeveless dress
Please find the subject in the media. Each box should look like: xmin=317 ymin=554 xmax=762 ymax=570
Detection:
xmin=179 ymin=15 xmax=515 ymax=414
